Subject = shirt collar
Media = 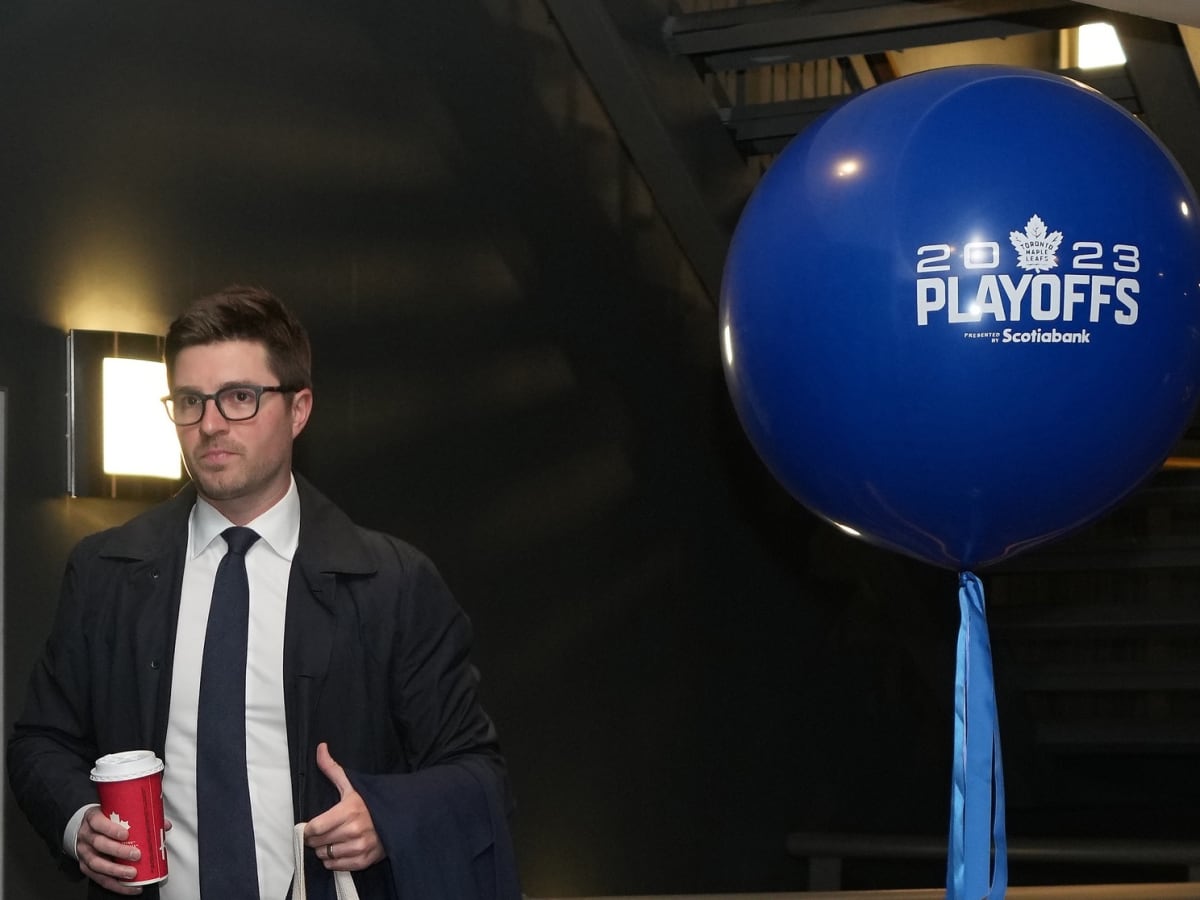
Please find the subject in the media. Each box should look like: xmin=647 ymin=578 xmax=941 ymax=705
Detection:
xmin=188 ymin=474 xmax=301 ymax=561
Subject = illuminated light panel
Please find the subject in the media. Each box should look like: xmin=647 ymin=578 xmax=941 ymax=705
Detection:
xmin=1078 ymin=23 xmax=1126 ymax=69
xmin=102 ymin=357 xmax=181 ymax=479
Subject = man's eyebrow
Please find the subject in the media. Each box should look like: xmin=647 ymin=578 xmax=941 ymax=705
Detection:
xmin=170 ymin=380 xmax=261 ymax=393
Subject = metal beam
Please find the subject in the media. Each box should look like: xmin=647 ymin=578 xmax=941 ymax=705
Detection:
xmin=722 ymin=95 xmax=849 ymax=155
xmin=544 ymin=0 xmax=759 ymax=305
xmin=1111 ymin=13 xmax=1200 ymax=193
xmin=718 ymin=62 xmax=1139 ymax=154
xmin=1059 ymin=64 xmax=1140 ymax=113
xmin=666 ymin=0 xmax=1098 ymax=71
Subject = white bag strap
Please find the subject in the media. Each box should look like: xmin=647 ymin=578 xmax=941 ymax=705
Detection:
xmin=292 ymin=822 xmax=361 ymax=900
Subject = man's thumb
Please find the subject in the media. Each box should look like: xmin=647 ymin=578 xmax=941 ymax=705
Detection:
xmin=315 ymin=741 xmax=351 ymax=795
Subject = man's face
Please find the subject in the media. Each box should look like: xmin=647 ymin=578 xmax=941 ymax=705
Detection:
xmin=170 ymin=339 xmax=312 ymax=524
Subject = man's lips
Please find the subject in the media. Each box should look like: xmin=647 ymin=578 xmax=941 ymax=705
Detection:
xmin=197 ymin=446 xmax=240 ymax=465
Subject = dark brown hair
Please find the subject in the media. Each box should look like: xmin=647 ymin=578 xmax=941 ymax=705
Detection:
xmin=165 ymin=285 xmax=312 ymax=391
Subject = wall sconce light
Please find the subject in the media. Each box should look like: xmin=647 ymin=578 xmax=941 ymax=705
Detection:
xmin=67 ymin=329 xmax=183 ymax=499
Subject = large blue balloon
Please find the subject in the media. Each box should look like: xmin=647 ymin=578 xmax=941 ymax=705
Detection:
xmin=721 ymin=65 xmax=1200 ymax=569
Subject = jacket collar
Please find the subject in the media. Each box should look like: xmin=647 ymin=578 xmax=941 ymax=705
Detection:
xmin=97 ymin=474 xmax=377 ymax=577
xmin=292 ymin=474 xmax=376 ymax=577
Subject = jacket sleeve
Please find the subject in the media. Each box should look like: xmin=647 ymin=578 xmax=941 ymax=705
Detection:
xmin=324 ymin=542 xmax=521 ymax=899
xmin=391 ymin=551 xmax=505 ymax=771
xmin=348 ymin=758 xmax=521 ymax=900
xmin=7 ymin=545 xmax=107 ymax=866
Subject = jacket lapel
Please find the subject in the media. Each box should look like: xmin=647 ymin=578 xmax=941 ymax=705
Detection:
xmin=283 ymin=475 xmax=377 ymax=820
xmin=101 ymin=487 xmax=194 ymax=752
xmin=283 ymin=561 xmax=337 ymax=820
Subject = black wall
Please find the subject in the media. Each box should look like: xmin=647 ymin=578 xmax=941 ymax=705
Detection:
xmin=1 ymin=2 xmax=960 ymax=896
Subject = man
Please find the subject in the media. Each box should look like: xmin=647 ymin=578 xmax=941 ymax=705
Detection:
xmin=8 ymin=286 xmax=519 ymax=899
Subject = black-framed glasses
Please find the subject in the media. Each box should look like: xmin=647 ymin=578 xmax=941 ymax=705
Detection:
xmin=161 ymin=384 xmax=301 ymax=425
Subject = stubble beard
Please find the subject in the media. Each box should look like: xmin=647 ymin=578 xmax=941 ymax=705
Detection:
xmin=187 ymin=447 xmax=286 ymax=506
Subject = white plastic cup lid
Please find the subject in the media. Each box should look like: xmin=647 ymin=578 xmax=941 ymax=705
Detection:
xmin=90 ymin=750 xmax=164 ymax=782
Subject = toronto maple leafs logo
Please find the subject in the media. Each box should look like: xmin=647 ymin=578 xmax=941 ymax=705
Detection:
xmin=1009 ymin=214 xmax=1062 ymax=272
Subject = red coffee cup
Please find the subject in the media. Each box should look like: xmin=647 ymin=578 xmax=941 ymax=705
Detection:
xmin=90 ymin=750 xmax=168 ymax=886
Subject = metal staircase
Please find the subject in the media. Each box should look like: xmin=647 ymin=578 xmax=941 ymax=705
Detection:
xmin=985 ymin=465 xmax=1200 ymax=839
xmin=550 ymin=1 xmax=1200 ymax=306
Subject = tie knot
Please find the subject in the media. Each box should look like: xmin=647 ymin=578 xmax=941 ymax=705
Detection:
xmin=222 ymin=526 xmax=260 ymax=557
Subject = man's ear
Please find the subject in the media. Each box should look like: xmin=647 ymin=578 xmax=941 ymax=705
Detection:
xmin=290 ymin=388 xmax=313 ymax=437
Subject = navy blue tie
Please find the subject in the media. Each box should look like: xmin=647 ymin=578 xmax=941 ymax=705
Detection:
xmin=197 ymin=526 xmax=261 ymax=899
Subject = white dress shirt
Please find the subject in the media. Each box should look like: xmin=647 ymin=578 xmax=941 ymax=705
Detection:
xmin=161 ymin=477 xmax=300 ymax=900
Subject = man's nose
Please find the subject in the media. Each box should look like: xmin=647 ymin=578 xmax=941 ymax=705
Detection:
xmin=197 ymin=398 xmax=229 ymax=433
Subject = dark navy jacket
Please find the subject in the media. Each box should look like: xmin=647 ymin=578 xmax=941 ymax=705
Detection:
xmin=8 ymin=475 xmax=520 ymax=899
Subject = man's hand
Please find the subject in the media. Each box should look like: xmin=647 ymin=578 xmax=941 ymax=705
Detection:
xmin=304 ymin=742 xmax=385 ymax=871
xmin=76 ymin=806 xmax=145 ymax=895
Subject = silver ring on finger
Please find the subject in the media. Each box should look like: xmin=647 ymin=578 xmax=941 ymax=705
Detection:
xmin=327 ymin=843 xmax=336 ymax=860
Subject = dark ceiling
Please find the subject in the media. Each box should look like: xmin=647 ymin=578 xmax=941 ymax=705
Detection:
xmin=547 ymin=0 xmax=1200 ymax=304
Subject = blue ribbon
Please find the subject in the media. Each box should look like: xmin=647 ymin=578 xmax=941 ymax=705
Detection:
xmin=947 ymin=571 xmax=1007 ymax=899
